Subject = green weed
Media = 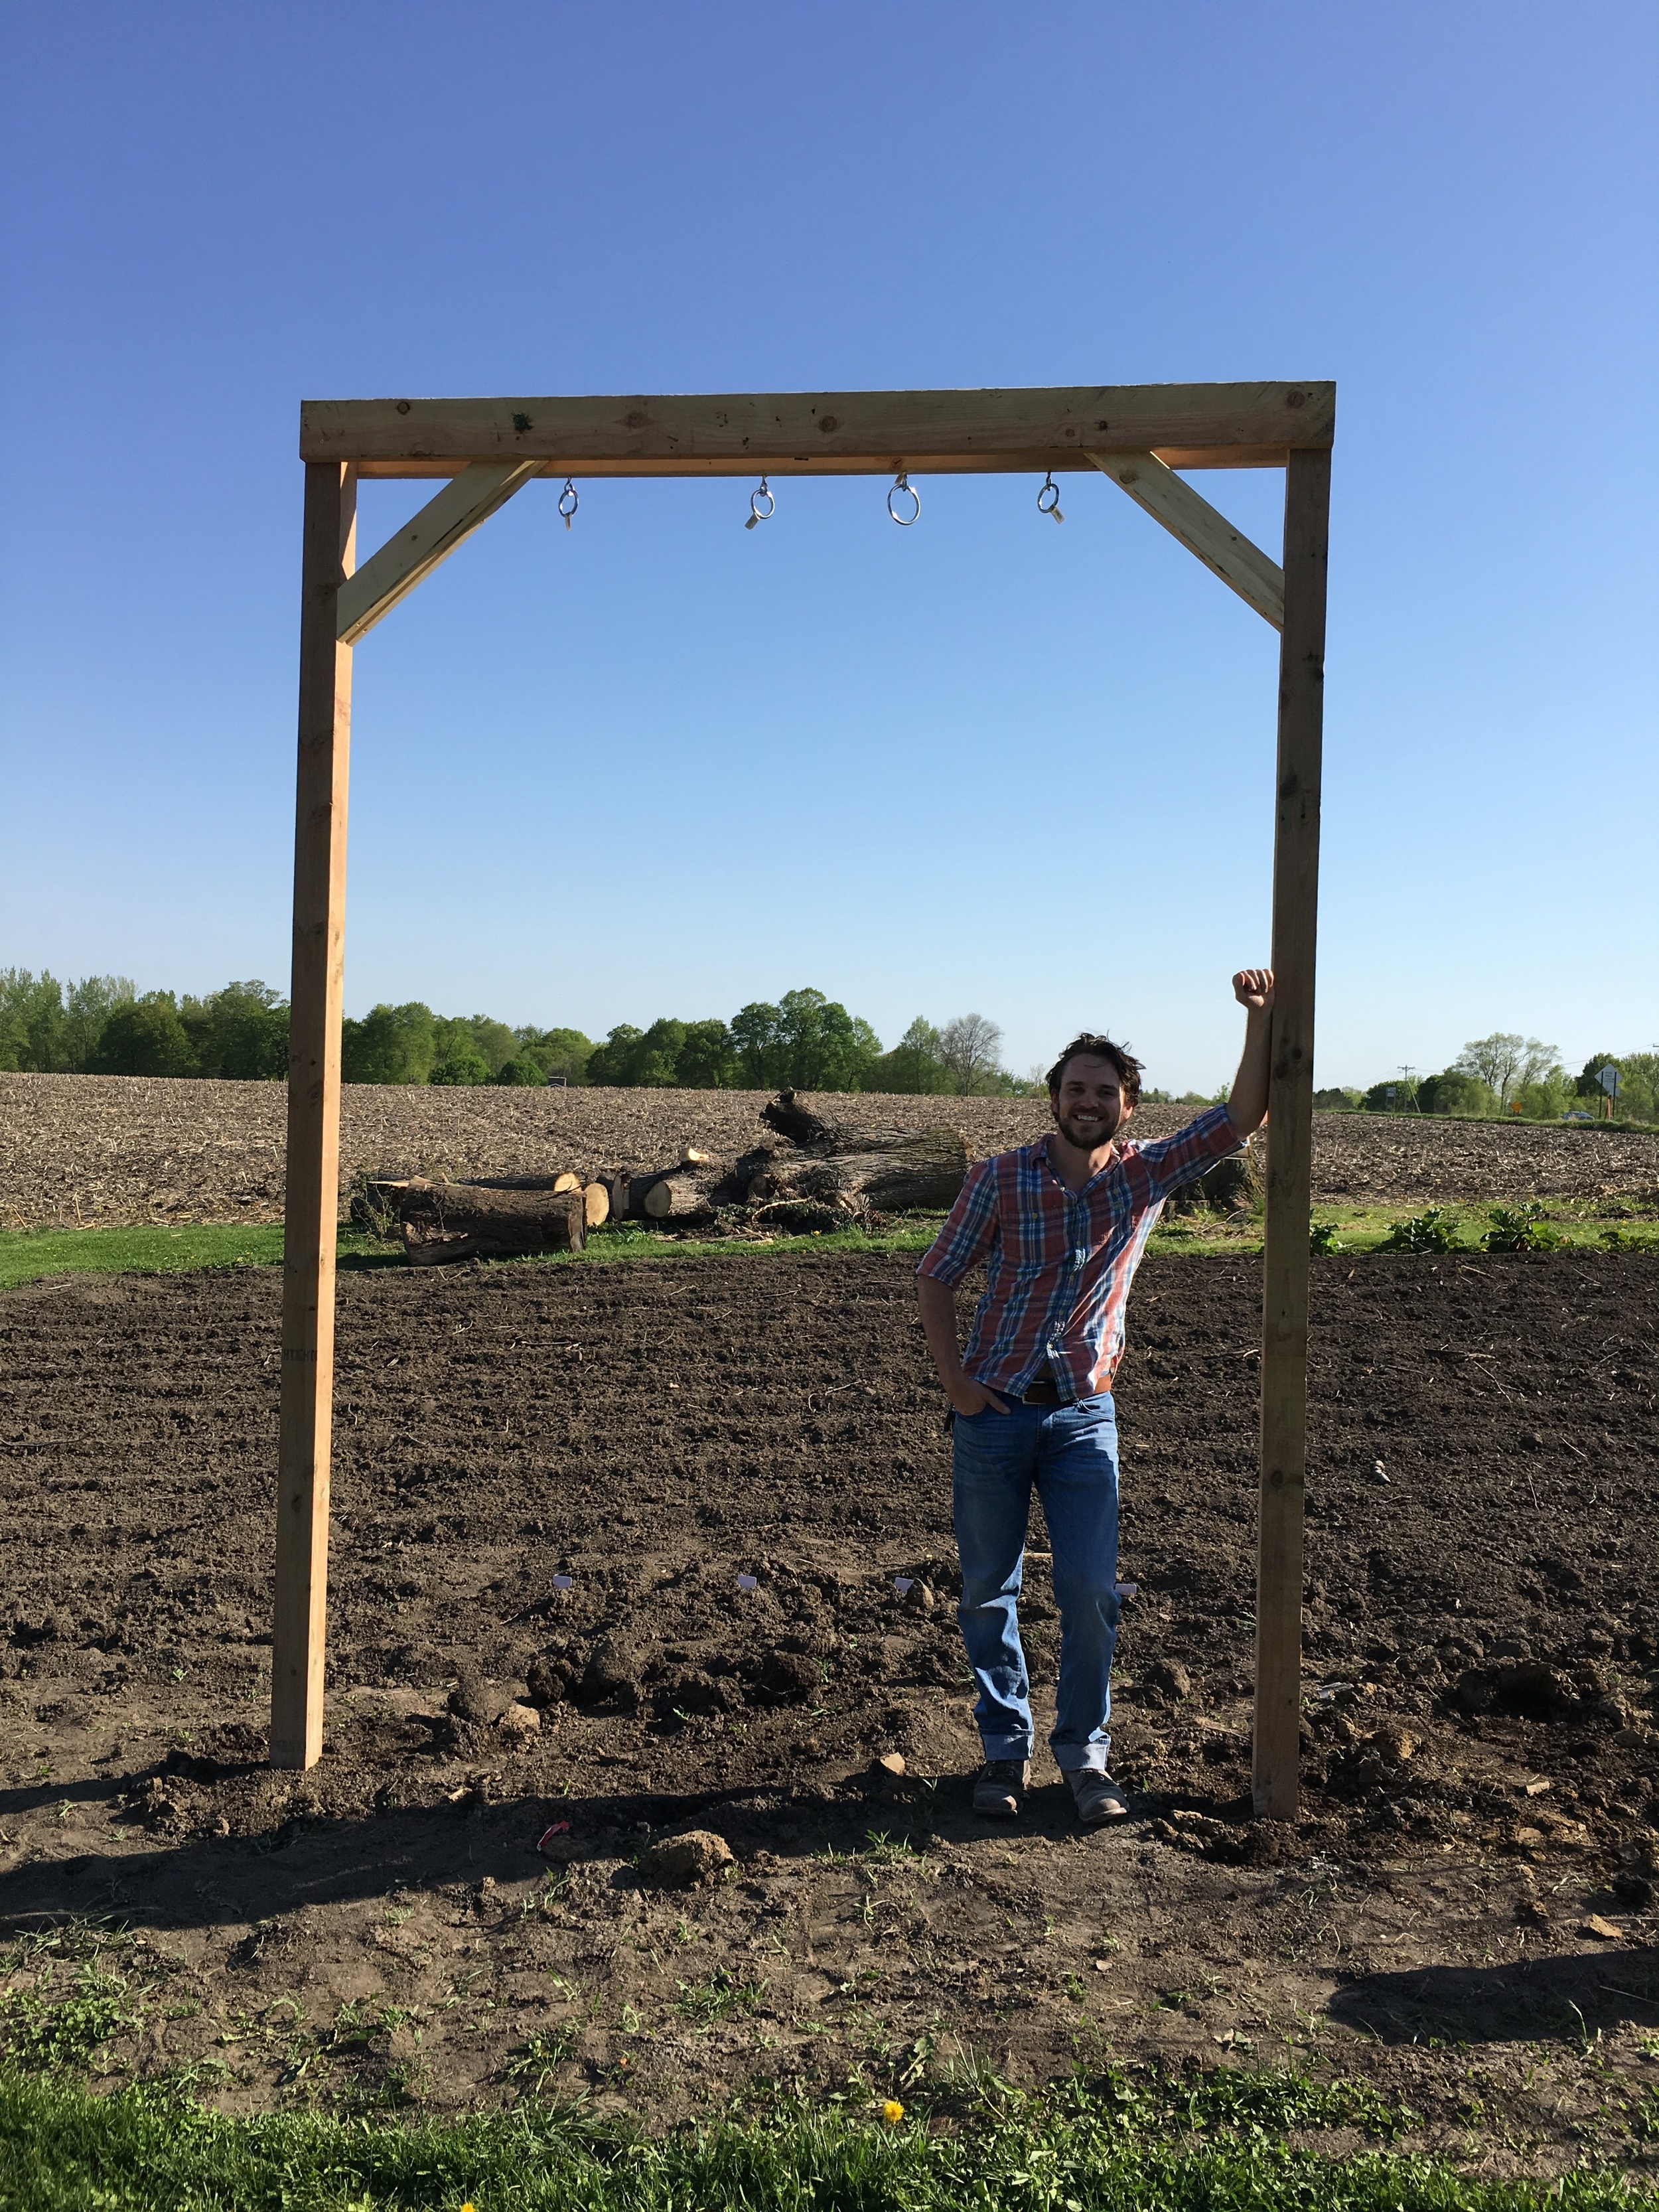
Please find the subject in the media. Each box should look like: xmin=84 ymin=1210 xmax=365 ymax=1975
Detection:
xmin=1378 ymin=1207 xmax=1465 ymax=1254
xmin=860 ymin=1830 xmax=937 ymax=1872
xmin=1484 ymin=1203 xmax=1564 ymax=1252
xmin=0 ymin=1924 xmax=154 ymax=2078
xmin=673 ymin=1968 xmax=765 ymax=2025
xmin=502 ymin=2027 xmax=579 ymax=2098
xmin=0 ymin=1968 xmax=144 ymax=2073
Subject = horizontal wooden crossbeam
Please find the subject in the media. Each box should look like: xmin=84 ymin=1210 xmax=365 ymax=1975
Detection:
xmin=301 ymin=382 xmax=1334 ymax=480
xmin=334 ymin=460 xmax=540 ymax=644
xmin=1088 ymin=451 xmax=1285 ymax=629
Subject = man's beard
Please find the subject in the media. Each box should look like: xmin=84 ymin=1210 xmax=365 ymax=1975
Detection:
xmin=1054 ymin=1108 xmax=1121 ymax=1150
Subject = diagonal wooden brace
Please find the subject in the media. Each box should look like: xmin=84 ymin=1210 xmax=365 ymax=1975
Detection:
xmin=335 ymin=459 xmax=542 ymax=644
xmin=1086 ymin=450 xmax=1285 ymax=630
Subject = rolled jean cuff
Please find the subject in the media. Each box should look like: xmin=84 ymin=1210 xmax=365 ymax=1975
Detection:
xmin=1054 ymin=1752 xmax=1112 ymax=1775
xmin=980 ymin=1731 xmax=1033 ymax=1761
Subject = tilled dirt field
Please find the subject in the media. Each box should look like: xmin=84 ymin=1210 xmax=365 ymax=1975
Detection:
xmin=4 ymin=1072 xmax=1658 ymax=1228
xmin=1 ymin=1250 xmax=1656 ymax=2166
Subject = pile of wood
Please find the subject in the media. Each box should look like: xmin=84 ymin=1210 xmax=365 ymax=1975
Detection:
xmin=356 ymin=1090 xmax=972 ymax=1264
xmin=746 ymin=1091 xmax=969 ymax=1215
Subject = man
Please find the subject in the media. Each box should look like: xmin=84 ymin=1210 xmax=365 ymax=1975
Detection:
xmin=915 ymin=970 xmax=1273 ymax=1826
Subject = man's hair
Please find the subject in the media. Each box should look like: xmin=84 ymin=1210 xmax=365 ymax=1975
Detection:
xmin=1046 ymin=1033 xmax=1145 ymax=1105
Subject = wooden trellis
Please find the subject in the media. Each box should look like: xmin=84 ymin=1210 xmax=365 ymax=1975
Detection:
xmin=275 ymin=382 xmax=1334 ymax=1818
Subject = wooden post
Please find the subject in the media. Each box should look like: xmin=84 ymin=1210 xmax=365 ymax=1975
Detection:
xmin=1252 ymin=446 xmax=1331 ymax=1820
xmin=271 ymin=461 xmax=356 ymax=1770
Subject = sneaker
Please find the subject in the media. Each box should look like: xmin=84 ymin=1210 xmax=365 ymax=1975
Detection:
xmin=972 ymin=1759 xmax=1031 ymax=1818
xmin=1068 ymin=1769 xmax=1130 ymax=1826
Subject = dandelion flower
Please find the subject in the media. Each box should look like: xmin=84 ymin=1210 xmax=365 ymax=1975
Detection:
xmin=882 ymin=2099 xmax=904 ymax=2126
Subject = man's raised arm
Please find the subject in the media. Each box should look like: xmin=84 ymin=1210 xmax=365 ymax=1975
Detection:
xmin=1226 ymin=968 xmax=1275 ymax=1139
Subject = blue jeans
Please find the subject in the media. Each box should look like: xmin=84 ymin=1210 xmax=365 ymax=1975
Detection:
xmin=952 ymin=1393 xmax=1121 ymax=1773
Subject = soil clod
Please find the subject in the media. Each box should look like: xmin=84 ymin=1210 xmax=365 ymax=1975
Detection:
xmin=639 ymin=1829 xmax=734 ymax=1887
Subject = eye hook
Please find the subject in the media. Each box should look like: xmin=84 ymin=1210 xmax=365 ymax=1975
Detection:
xmin=1037 ymin=472 xmax=1064 ymax=524
xmin=557 ymin=479 xmax=579 ymax=532
xmin=887 ymin=471 xmax=920 ymax=526
xmin=745 ymin=475 xmax=775 ymax=530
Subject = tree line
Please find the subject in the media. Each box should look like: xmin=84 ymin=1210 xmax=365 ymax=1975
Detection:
xmin=0 ymin=973 xmax=291 ymax=1080
xmin=586 ymin=999 xmax=1029 ymax=1096
xmin=0 ymin=970 xmax=599 ymax=1087
xmin=0 ymin=970 xmax=1030 ymax=1095
xmin=7 ymin=973 xmax=1652 ymax=1120
xmin=1318 ymin=1032 xmax=1659 ymax=1126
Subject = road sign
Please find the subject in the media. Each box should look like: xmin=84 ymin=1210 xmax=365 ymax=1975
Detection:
xmin=1599 ymin=1064 xmax=1621 ymax=1097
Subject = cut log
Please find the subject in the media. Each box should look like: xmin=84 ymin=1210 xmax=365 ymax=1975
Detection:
xmin=464 ymin=1174 xmax=579 ymax=1191
xmin=746 ymin=1128 xmax=968 ymax=1214
xmin=843 ymin=1141 xmax=968 ymax=1210
xmin=626 ymin=1172 xmax=661 ymax=1219
xmin=632 ymin=1171 xmax=713 ymax=1222
xmin=359 ymin=1170 xmax=601 ymax=1234
xmin=396 ymin=1183 xmax=585 ymax=1265
xmin=581 ymin=1180 xmax=611 ymax=1228
xmin=595 ymin=1169 xmax=629 ymax=1222
xmin=352 ymin=1174 xmax=429 ymax=1227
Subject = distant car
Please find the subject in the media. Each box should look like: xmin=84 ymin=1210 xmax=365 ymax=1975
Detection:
xmin=1563 ymin=1110 xmax=1593 ymax=1122
xmin=545 ymin=1076 xmax=567 ymax=1088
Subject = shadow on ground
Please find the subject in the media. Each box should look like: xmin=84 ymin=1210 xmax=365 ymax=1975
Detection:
xmin=0 ymin=1768 xmax=1098 ymax=1936
xmin=1329 ymin=1946 xmax=1659 ymax=2043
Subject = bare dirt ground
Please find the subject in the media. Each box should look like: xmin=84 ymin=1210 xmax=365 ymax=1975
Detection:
xmin=1 ymin=1249 xmax=1655 ymax=2170
xmin=3 ymin=1072 xmax=1658 ymax=1229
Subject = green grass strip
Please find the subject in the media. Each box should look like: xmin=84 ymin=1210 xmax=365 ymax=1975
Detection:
xmin=1 ymin=2067 xmax=1646 ymax=2212
xmin=3 ymin=1201 xmax=1654 ymax=1291
xmin=570 ymin=1220 xmax=942 ymax=1266
xmin=0 ymin=1223 xmax=388 ymax=1291
xmin=1155 ymin=1203 xmax=1659 ymax=1259
xmin=0 ymin=1220 xmax=936 ymax=1290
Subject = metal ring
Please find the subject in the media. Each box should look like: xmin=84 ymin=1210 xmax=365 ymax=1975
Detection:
xmin=557 ymin=478 xmax=579 ymax=519
xmin=1037 ymin=473 xmax=1062 ymax=515
xmin=887 ymin=471 xmax=920 ymax=526
xmin=749 ymin=477 xmax=774 ymax=524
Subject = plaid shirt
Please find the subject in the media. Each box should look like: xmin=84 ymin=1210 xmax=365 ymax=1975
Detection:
xmin=916 ymin=1104 xmax=1242 ymax=1401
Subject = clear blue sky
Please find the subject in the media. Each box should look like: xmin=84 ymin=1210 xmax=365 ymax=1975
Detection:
xmin=2 ymin=1 xmax=1654 ymax=1092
